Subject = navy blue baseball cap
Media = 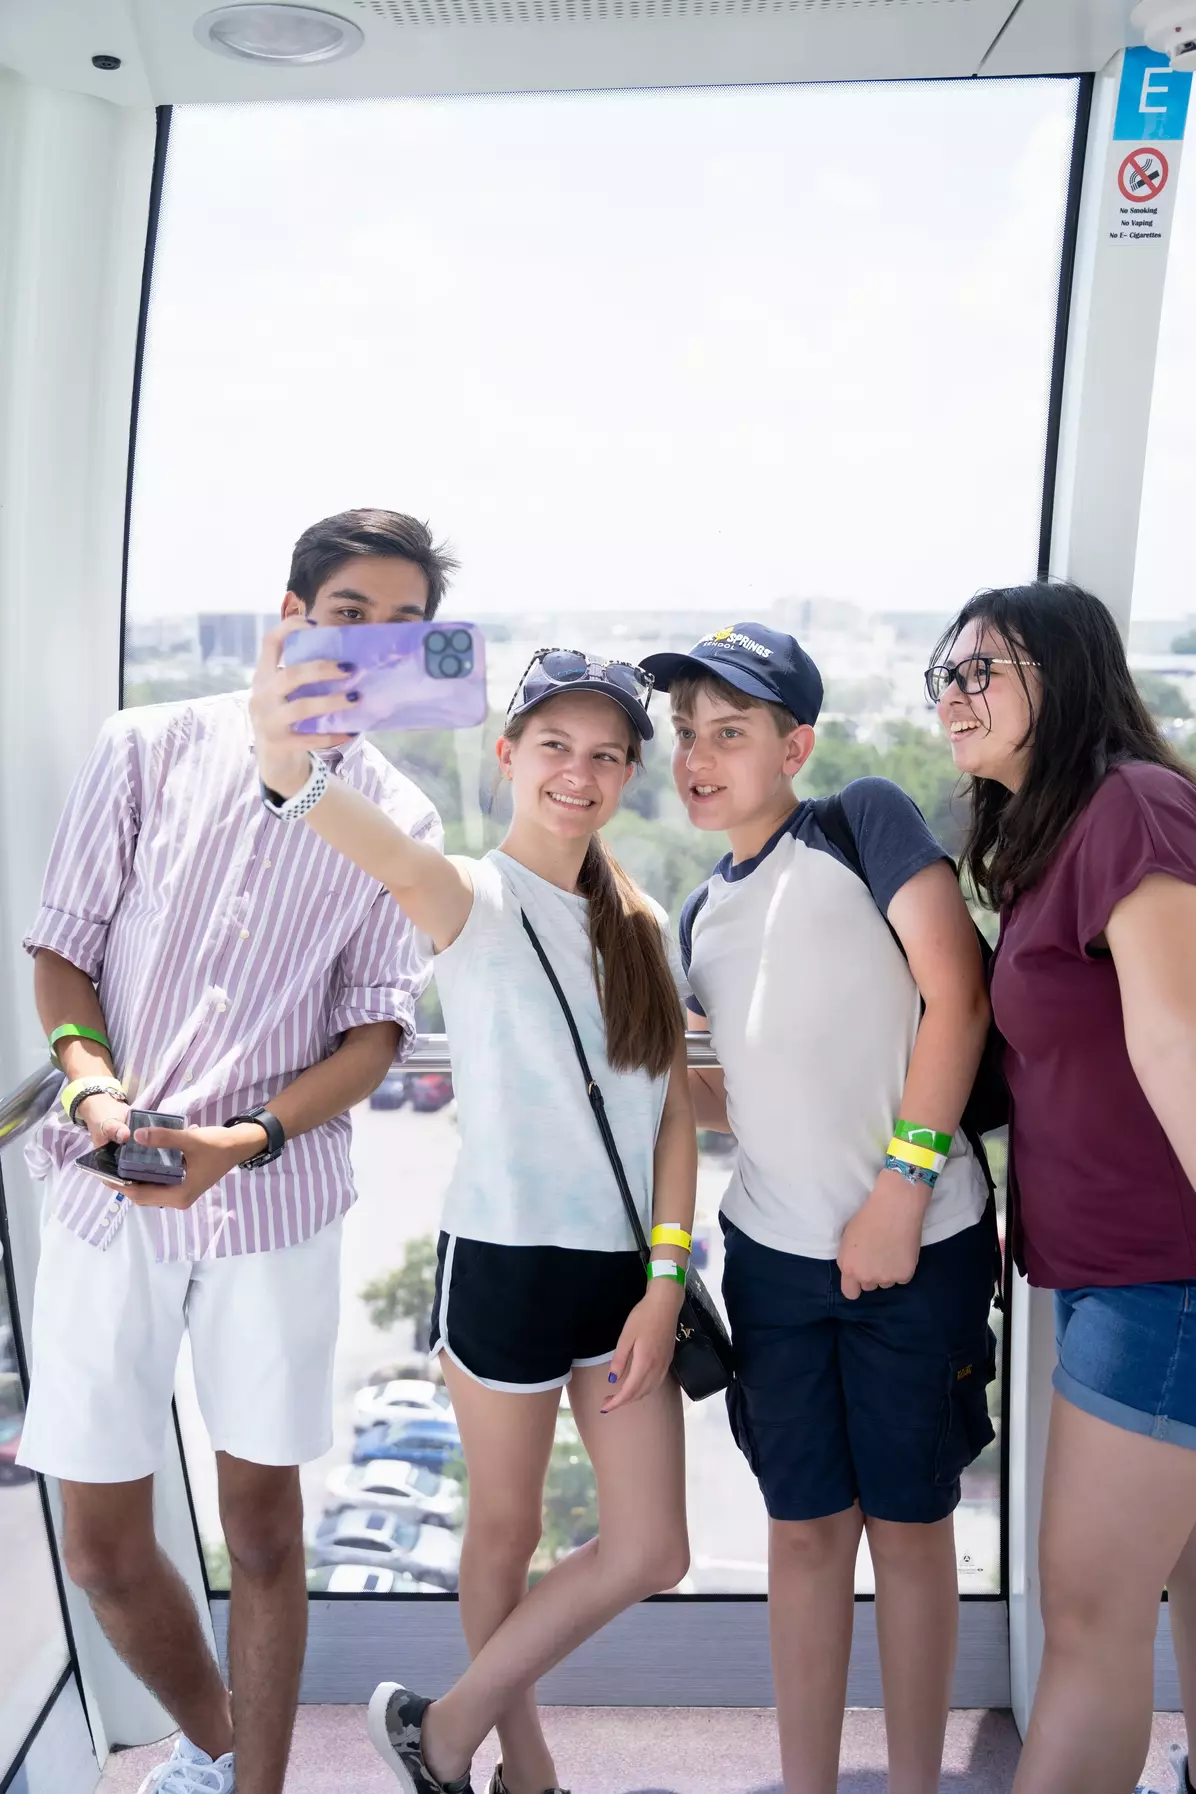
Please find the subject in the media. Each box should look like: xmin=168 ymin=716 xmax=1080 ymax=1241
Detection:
xmin=507 ymin=648 xmax=655 ymax=741
xmin=640 ymin=623 xmax=823 ymax=726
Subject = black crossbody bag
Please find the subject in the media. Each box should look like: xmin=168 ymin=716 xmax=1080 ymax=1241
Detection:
xmin=521 ymin=911 xmax=734 ymax=1403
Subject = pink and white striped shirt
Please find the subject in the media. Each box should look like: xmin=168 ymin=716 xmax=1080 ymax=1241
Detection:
xmin=25 ymin=692 xmax=440 ymax=1262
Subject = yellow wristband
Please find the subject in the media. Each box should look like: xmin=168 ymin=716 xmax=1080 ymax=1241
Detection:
xmin=651 ymin=1224 xmax=693 ymax=1253
xmin=886 ymin=1138 xmax=947 ymax=1174
xmin=60 ymin=1076 xmax=126 ymax=1123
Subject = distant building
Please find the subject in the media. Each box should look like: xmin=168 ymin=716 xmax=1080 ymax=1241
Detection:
xmin=198 ymin=613 xmax=277 ymax=665
xmin=125 ymin=616 xmax=199 ymax=662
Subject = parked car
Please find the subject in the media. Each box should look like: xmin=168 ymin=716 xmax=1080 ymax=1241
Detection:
xmin=369 ymin=1066 xmax=409 ymax=1111
xmin=353 ymin=1416 xmax=462 ymax=1474
xmin=0 ymin=1414 xmax=32 ymax=1485
xmin=353 ymin=1378 xmax=453 ymax=1432
xmin=307 ymin=1564 xmax=441 ymax=1595
xmin=312 ymin=1507 xmax=461 ymax=1590
xmin=326 ymin=1458 xmax=463 ymax=1529
xmin=408 ymin=1073 xmax=454 ymax=1113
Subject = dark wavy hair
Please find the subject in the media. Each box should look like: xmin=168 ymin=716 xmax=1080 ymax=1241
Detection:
xmin=930 ymin=581 xmax=1194 ymax=909
xmin=287 ymin=509 xmax=458 ymax=618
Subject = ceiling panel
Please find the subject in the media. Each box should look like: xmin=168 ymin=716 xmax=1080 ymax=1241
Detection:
xmin=0 ymin=0 xmax=1139 ymax=105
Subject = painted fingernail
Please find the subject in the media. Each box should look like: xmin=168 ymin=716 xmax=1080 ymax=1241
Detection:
xmin=338 ymin=662 xmax=355 ymax=673
xmin=346 ymin=691 xmax=360 ymax=704
xmin=608 ymin=1371 xmax=618 ymax=1383
xmin=305 ymin=617 xmax=318 ymax=626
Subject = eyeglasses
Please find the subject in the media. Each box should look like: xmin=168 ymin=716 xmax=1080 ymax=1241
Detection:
xmin=924 ymin=654 xmax=1039 ymax=704
xmin=509 ymin=647 xmax=655 ymax=715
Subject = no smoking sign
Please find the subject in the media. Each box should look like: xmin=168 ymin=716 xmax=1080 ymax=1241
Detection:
xmin=1118 ymin=147 xmax=1169 ymax=202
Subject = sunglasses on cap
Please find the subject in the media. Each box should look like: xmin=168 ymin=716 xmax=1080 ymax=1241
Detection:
xmin=508 ymin=648 xmax=655 ymax=716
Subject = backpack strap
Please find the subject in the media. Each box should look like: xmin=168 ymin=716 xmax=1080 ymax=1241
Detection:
xmin=808 ymin=793 xmax=906 ymax=960
xmin=807 ymin=792 xmax=1000 ymax=1221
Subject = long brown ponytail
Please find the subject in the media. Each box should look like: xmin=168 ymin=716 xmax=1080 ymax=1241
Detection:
xmin=576 ymin=835 xmax=684 ymax=1079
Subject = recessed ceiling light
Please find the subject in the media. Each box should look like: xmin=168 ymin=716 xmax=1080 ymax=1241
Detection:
xmin=194 ymin=5 xmax=364 ymax=64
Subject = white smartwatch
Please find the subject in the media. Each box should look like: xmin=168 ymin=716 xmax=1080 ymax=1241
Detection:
xmin=260 ymin=752 xmax=328 ymax=820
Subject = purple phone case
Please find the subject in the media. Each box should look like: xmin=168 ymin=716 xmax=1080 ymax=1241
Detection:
xmin=281 ymin=622 xmax=488 ymax=734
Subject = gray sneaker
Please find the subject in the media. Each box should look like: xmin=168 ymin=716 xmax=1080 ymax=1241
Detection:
xmin=1136 ymin=1741 xmax=1191 ymax=1794
xmin=367 ymin=1683 xmax=474 ymax=1794
xmin=486 ymin=1766 xmax=570 ymax=1794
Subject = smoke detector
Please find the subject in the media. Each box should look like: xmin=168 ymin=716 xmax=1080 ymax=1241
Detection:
xmin=1131 ymin=0 xmax=1196 ymax=71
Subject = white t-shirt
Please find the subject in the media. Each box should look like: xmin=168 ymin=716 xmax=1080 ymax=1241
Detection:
xmin=682 ymin=780 xmax=987 ymax=1260
xmin=433 ymin=849 xmax=684 ymax=1252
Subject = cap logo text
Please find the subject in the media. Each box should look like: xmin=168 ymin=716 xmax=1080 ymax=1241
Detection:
xmin=702 ymin=629 xmax=772 ymax=659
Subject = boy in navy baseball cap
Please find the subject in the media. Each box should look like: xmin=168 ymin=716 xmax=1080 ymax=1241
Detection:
xmin=642 ymin=622 xmax=997 ymax=1794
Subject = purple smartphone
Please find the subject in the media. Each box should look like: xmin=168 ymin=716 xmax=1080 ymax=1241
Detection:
xmin=281 ymin=622 xmax=488 ymax=734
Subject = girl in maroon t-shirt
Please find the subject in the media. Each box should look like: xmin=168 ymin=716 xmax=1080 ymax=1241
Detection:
xmin=925 ymin=581 xmax=1196 ymax=1794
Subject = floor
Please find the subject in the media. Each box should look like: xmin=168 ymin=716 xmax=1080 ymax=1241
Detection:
xmin=97 ymin=1707 xmax=1188 ymax=1793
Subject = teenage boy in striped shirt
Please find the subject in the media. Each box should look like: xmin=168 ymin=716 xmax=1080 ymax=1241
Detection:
xmin=18 ymin=510 xmax=454 ymax=1794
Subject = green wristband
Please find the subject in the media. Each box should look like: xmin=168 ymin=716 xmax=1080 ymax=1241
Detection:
xmin=647 ymin=1261 xmax=687 ymax=1285
xmin=893 ymin=1118 xmax=953 ymax=1158
xmin=48 ymin=1024 xmax=112 ymax=1067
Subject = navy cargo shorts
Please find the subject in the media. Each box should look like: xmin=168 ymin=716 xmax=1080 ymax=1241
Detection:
xmin=721 ymin=1208 xmax=998 ymax=1524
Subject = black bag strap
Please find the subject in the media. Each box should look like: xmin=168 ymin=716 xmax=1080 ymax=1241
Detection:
xmin=520 ymin=910 xmax=651 ymax=1264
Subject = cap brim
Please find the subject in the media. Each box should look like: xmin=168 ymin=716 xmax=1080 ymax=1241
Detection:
xmin=639 ymin=651 xmax=784 ymax=711
xmin=507 ymin=679 xmax=654 ymax=741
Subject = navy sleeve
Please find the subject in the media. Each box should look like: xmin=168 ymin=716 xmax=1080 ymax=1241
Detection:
xmin=678 ymin=884 xmax=710 ymax=1017
xmin=837 ymin=778 xmax=950 ymax=915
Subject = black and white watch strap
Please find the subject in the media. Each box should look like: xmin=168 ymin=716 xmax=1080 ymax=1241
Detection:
xmin=260 ymin=752 xmax=328 ymax=820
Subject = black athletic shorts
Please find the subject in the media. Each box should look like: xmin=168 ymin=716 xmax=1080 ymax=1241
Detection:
xmin=429 ymin=1232 xmax=646 ymax=1392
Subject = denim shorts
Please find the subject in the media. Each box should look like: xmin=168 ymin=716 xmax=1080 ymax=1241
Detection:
xmin=1054 ymin=1282 xmax=1196 ymax=1449
xmin=721 ymin=1209 xmax=999 ymax=1524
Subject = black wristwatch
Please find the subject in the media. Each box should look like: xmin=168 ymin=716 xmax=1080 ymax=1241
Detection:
xmin=225 ymin=1106 xmax=286 ymax=1170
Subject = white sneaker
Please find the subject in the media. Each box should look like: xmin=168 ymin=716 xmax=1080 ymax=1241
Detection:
xmin=136 ymin=1736 xmax=235 ymax=1794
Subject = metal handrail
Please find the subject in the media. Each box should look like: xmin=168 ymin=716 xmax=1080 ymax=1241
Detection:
xmin=0 ymin=1061 xmax=63 ymax=1147
xmin=0 ymin=1033 xmax=719 ymax=1145
xmin=405 ymin=1032 xmax=721 ymax=1073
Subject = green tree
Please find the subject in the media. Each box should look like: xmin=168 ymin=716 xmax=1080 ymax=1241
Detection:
xmin=360 ymin=1234 xmax=438 ymax=1353
xmin=1135 ymin=672 xmax=1191 ymax=721
xmin=124 ymin=669 xmax=247 ymax=709
xmin=539 ymin=1437 xmax=599 ymax=1560
xmin=798 ymin=720 xmax=967 ymax=857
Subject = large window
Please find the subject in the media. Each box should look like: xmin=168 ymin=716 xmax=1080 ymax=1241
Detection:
xmin=0 ymin=1230 xmax=70 ymax=1778
xmin=129 ymin=77 xmax=1080 ymax=1598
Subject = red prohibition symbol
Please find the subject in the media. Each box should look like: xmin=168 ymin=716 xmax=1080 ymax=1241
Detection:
xmin=1118 ymin=148 xmax=1169 ymax=202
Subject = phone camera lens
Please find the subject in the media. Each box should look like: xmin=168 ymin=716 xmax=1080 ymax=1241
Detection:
xmin=426 ymin=631 xmax=448 ymax=651
xmin=450 ymin=630 xmax=472 ymax=651
xmin=440 ymin=654 xmax=461 ymax=678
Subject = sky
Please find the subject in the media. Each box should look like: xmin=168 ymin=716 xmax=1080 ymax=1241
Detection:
xmin=123 ymin=76 xmax=1192 ymax=627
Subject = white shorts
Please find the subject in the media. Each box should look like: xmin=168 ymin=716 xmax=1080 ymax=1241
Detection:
xmin=18 ymin=1209 xmax=342 ymax=1482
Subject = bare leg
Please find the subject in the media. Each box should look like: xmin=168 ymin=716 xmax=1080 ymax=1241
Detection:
xmin=61 ymin=1477 xmax=233 ymax=1760
xmin=1164 ymin=1523 xmax=1196 ymax=1771
xmin=865 ymin=1514 xmax=958 ymax=1794
xmin=217 ymin=1454 xmax=308 ymax=1794
xmin=421 ymin=1363 xmax=688 ymax=1784
xmin=768 ymin=1506 xmax=863 ymax=1794
xmin=439 ymin=1358 xmax=562 ymax=1794
xmin=1014 ymin=1394 xmax=1196 ymax=1794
